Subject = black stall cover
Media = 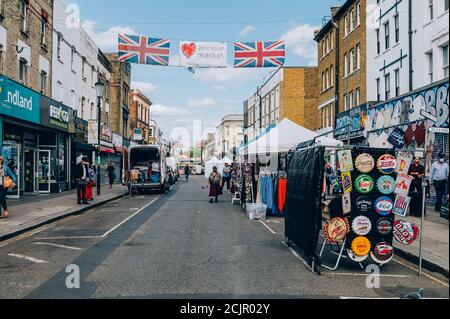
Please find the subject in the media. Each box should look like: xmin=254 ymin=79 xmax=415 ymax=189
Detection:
xmin=285 ymin=146 xmax=325 ymax=266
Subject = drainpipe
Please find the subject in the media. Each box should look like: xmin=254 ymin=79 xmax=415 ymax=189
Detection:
xmin=408 ymin=0 xmax=413 ymax=91
xmin=332 ymin=19 xmax=340 ymax=131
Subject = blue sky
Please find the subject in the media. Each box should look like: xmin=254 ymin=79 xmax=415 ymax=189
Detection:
xmin=70 ymin=0 xmax=345 ymax=143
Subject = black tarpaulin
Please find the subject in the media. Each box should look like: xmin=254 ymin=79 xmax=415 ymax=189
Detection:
xmin=285 ymin=146 xmax=325 ymax=265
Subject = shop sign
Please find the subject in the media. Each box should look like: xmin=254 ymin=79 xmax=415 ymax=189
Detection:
xmin=40 ymin=95 xmax=70 ymax=131
xmin=113 ymin=133 xmax=123 ymax=152
xmin=133 ymin=128 xmax=143 ymax=141
xmin=87 ymin=120 xmax=98 ymax=145
xmin=74 ymin=117 xmax=88 ymax=143
xmin=0 ymin=75 xmax=40 ymax=124
xmin=101 ymin=126 xmax=113 ymax=143
xmin=335 ymin=103 xmax=369 ymax=140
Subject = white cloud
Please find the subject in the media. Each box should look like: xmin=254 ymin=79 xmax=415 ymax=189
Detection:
xmin=213 ymin=85 xmax=228 ymax=91
xmin=151 ymin=104 xmax=187 ymax=116
xmin=240 ymin=25 xmax=256 ymax=37
xmin=131 ymin=81 xmax=156 ymax=95
xmin=194 ymin=67 xmax=266 ymax=84
xmin=82 ymin=20 xmax=137 ymax=51
xmin=281 ymin=24 xmax=319 ymax=65
xmin=186 ymin=97 xmax=217 ymax=108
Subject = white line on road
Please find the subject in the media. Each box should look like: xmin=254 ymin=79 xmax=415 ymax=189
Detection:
xmin=33 ymin=242 xmax=83 ymax=251
xmin=7 ymin=253 xmax=49 ymax=264
xmin=35 ymin=236 xmax=102 ymax=240
xmin=259 ymin=220 xmax=283 ymax=235
xmin=101 ymin=197 xmax=160 ymax=238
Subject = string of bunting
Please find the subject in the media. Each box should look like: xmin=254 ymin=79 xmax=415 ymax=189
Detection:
xmin=117 ymin=33 xmax=286 ymax=68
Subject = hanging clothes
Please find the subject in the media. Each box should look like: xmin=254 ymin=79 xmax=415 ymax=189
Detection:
xmin=277 ymin=174 xmax=287 ymax=213
xmin=259 ymin=174 xmax=274 ymax=211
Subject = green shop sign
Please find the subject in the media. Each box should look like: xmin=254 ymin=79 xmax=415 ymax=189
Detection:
xmin=0 ymin=76 xmax=40 ymax=124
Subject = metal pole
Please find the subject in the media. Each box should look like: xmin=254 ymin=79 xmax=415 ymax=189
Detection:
xmin=97 ymin=96 xmax=101 ymax=196
xmin=418 ymin=126 xmax=428 ymax=276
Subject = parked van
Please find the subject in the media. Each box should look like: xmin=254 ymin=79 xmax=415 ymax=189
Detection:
xmin=123 ymin=145 xmax=170 ymax=194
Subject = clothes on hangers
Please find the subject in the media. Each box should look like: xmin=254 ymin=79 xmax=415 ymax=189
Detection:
xmin=258 ymin=174 xmax=274 ymax=211
xmin=277 ymin=174 xmax=287 ymax=213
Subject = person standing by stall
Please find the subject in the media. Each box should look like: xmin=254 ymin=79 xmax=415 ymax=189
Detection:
xmin=85 ymin=163 xmax=95 ymax=202
xmin=207 ymin=166 xmax=223 ymax=203
xmin=0 ymin=156 xmax=17 ymax=219
xmin=408 ymin=156 xmax=425 ymax=217
xmin=222 ymin=163 xmax=231 ymax=191
xmin=324 ymin=162 xmax=334 ymax=197
xmin=106 ymin=162 xmax=116 ymax=189
xmin=431 ymin=153 xmax=449 ymax=212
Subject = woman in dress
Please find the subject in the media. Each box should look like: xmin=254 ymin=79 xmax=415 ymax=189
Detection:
xmin=207 ymin=166 xmax=223 ymax=203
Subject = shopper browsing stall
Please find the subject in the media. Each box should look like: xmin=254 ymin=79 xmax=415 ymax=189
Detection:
xmin=431 ymin=153 xmax=449 ymax=212
xmin=408 ymin=156 xmax=425 ymax=217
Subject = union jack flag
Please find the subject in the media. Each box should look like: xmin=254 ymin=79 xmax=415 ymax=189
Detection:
xmin=234 ymin=41 xmax=285 ymax=68
xmin=118 ymin=34 xmax=170 ymax=66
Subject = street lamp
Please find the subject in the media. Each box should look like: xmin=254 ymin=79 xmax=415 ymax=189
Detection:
xmin=95 ymin=81 xmax=105 ymax=196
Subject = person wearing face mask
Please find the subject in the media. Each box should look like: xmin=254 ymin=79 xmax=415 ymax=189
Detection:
xmin=431 ymin=153 xmax=449 ymax=212
xmin=408 ymin=156 xmax=425 ymax=217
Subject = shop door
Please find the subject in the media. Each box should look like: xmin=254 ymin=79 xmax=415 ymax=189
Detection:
xmin=2 ymin=144 xmax=21 ymax=199
xmin=24 ymin=149 xmax=38 ymax=195
xmin=38 ymin=150 xmax=51 ymax=193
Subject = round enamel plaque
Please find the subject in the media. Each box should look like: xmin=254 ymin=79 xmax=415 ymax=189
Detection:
xmin=355 ymin=153 xmax=375 ymax=173
xmin=377 ymin=154 xmax=397 ymax=174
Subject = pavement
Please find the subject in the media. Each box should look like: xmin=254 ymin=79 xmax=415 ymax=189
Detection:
xmin=0 ymin=178 xmax=447 ymax=299
xmin=0 ymin=184 xmax=128 ymax=241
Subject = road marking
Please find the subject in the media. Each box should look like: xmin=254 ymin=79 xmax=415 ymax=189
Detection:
xmin=324 ymin=272 xmax=411 ymax=278
xmin=34 ymin=197 xmax=160 ymax=241
xmin=392 ymin=258 xmax=449 ymax=288
xmin=340 ymin=297 xmax=448 ymax=300
xmin=259 ymin=220 xmax=283 ymax=235
xmin=33 ymin=242 xmax=83 ymax=251
xmin=101 ymin=197 xmax=160 ymax=238
xmin=281 ymin=241 xmax=312 ymax=269
xmin=7 ymin=253 xmax=49 ymax=264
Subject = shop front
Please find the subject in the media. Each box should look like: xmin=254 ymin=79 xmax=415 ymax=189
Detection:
xmin=98 ymin=126 xmax=121 ymax=185
xmin=0 ymin=75 xmax=72 ymax=197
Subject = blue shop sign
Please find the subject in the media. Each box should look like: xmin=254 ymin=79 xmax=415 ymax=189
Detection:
xmin=0 ymin=76 xmax=40 ymax=124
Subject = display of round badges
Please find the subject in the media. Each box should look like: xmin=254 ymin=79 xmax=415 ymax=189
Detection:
xmin=393 ymin=220 xmax=420 ymax=245
xmin=351 ymin=237 xmax=371 ymax=257
xmin=355 ymin=175 xmax=375 ymax=194
xmin=347 ymin=248 xmax=370 ymax=262
xmin=355 ymin=153 xmax=375 ymax=173
xmin=323 ymin=217 xmax=350 ymax=243
xmin=352 ymin=216 xmax=372 ymax=236
xmin=370 ymin=242 xmax=394 ymax=265
xmin=377 ymin=176 xmax=396 ymax=195
xmin=356 ymin=196 xmax=373 ymax=213
xmin=377 ymin=154 xmax=397 ymax=174
xmin=375 ymin=196 xmax=394 ymax=216
xmin=377 ymin=218 xmax=393 ymax=235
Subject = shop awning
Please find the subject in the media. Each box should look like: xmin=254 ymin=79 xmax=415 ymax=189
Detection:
xmin=239 ymin=118 xmax=343 ymax=155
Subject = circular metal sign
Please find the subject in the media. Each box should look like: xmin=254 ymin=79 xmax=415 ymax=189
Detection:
xmin=393 ymin=220 xmax=420 ymax=245
xmin=377 ymin=176 xmax=396 ymax=195
xmin=351 ymin=236 xmax=372 ymax=257
xmin=376 ymin=218 xmax=393 ymax=236
xmin=324 ymin=217 xmax=350 ymax=243
xmin=377 ymin=154 xmax=397 ymax=174
xmin=352 ymin=216 xmax=372 ymax=236
xmin=355 ymin=174 xmax=375 ymax=194
xmin=375 ymin=196 xmax=394 ymax=216
xmin=355 ymin=153 xmax=375 ymax=173
xmin=370 ymin=242 xmax=394 ymax=265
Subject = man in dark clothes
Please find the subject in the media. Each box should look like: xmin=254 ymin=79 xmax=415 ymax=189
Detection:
xmin=75 ymin=156 xmax=90 ymax=205
xmin=408 ymin=156 xmax=425 ymax=217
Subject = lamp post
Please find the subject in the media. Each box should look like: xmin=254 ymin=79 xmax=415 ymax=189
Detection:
xmin=95 ymin=81 xmax=105 ymax=196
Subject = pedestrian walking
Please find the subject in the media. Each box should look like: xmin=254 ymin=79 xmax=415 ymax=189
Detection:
xmin=221 ymin=163 xmax=231 ymax=191
xmin=75 ymin=156 xmax=90 ymax=205
xmin=85 ymin=163 xmax=95 ymax=202
xmin=184 ymin=165 xmax=190 ymax=182
xmin=431 ymin=153 xmax=449 ymax=212
xmin=106 ymin=162 xmax=116 ymax=189
xmin=0 ymin=156 xmax=17 ymax=219
xmin=408 ymin=156 xmax=425 ymax=217
xmin=207 ymin=166 xmax=223 ymax=203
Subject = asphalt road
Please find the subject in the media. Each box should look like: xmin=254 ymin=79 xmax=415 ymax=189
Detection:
xmin=0 ymin=177 xmax=448 ymax=299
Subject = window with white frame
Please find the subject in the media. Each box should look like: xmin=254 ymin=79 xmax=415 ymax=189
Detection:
xmin=428 ymin=0 xmax=434 ymax=21
xmin=344 ymin=94 xmax=348 ymax=111
xmin=376 ymin=29 xmax=381 ymax=54
xmin=349 ymin=91 xmax=355 ymax=109
xmin=57 ymin=34 xmax=62 ymax=59
xmin=384 ymin=21 xmax=390 ymax=50
xmin=330 ymin=65 xmax=334 ymax=86
xmin=322 ymin=72 xmax=325 ymax=91
xmin=394 ymin=69 xmax=400 ymax=97
xmin=356 ymin=2 xmax=361 ymax=26
xmin=376 ymin=78 xmax=381 ymax=101
xmin=344 ymin=15 xmax=349 ymax=36
xmin=394 ymin=14 xmax=399 ymax=44
xmin=344 ymin=53 xmax=348 ymax=77
xmin=19 ymin=0 xmax=27 ymax=32
xmin=40 ymin=14 xmax=47 ymax=46
xmin=443 ymin=44 xmax=449 ymax=78
xmin=326 ymin=68 xmax=329 ymax=88
xmin=322 ymin=40 xmax=325 ymax=57
xmin=350 ymin=9 xmax=355 ymax=31
xmin=40 ymin=70 xmax=47 ymax=94
xmin=385 ymin=73 xmax=391 ymax=100
xmin=426 ymin=51 xmax=433 ymax=83
xmin=350 ymin=49 xmax=355 ymax=73
xmin=356 ymin=88 xmax=361 ymax=106
xmin=356 ymin=44 xmax=361 ymax=70
xmin=19 ymin=58 xmax=27 ymax=83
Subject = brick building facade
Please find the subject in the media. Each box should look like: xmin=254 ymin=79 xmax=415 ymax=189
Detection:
xmin=1 ymin=0 xmax=53 ymax=97
xmin=129 ymin=89 xmax=152 ymax=144
xmin=105 ymin=53 xmax=131 ymax=139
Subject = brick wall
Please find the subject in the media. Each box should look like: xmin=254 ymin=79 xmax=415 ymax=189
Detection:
xmin=0 ymin=0 xmax=53 ymax=96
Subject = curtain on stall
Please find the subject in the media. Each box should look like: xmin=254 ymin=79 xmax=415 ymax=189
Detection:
xmin=285 ymin=146 xmax=325 ymax=266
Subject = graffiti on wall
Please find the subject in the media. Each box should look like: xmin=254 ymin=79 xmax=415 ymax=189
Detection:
xmin=335 ymin=104 xmax=368 ymax=140
xmin=364 ymin=81 xmax=449 ymax=135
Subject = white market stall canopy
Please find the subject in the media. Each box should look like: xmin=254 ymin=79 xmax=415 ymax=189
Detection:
xmin=239 ymin=118 xmax=343 ymax=155
xmin=221 ymin=156 xmax=233 ymax=165
xmin=204 ymin=157 xmax=223 ymax=178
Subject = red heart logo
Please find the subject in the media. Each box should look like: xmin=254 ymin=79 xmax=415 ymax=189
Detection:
xmin=182 ymin=42 xmax=196 ymax=59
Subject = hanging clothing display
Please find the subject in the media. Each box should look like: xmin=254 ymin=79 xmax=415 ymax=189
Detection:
xmin=277 ymin=173 xmax=287 ymax=213
xmin=241 ymin=164 xmax=256 ymax=204
xmin=258 ymin=174 xmax=274 ymax=211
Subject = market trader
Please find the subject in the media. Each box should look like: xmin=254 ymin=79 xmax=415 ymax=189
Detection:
xmin=408 ymin=156 xmax=425 ymax=217
xmin=431 ymin=153 xmax=449 ymax=212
